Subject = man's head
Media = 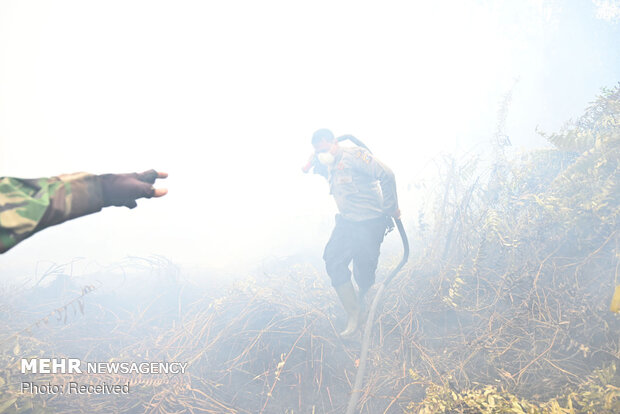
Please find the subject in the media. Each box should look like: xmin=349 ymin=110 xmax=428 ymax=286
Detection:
xmin=311 ymin=128 xmax=335 ymax=147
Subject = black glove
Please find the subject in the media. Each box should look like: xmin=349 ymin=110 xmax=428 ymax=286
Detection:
xmin=99 ymin=169 xmax=159 ymax=208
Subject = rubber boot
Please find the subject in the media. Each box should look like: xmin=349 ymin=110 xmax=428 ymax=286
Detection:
xmin=335 ymin=281 xmax=360 ymax=338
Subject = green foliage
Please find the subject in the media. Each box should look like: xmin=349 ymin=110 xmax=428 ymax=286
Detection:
xmin=540 ymin=84 xmax=620 ymax=153
xmin=408 ymin=364 xmax=620 ymax=414
xmin=397 ymin=84 xmax=620 ymax=413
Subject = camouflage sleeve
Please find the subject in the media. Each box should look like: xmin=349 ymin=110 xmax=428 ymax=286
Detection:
xmin=0 ymin=173 xmax=104 ymax=253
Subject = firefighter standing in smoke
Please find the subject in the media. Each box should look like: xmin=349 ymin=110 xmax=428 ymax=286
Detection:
xmin=307 ymin=129 xmax=400 ymax=337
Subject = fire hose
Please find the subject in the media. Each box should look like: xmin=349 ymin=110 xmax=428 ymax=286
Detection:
xmin=345 ymin=217 xmax=409 ymax=414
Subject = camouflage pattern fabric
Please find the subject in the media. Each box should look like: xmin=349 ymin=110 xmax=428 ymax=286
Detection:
xmin=326 ymin=147 xmax=398 ymax=222
xmin=0 ymin=173 xmax=104 ymax=253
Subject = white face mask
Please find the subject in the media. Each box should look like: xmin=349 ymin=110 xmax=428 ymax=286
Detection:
xmin=317 ymin=152 xmax=336 ymax=166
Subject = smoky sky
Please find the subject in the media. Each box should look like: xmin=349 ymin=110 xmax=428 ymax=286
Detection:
xmin=0 ymin=0 xmax=618 ymax=276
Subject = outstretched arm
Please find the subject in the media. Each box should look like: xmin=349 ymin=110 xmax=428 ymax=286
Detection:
xmin=0 ymin=170 xmax=167 ymax=253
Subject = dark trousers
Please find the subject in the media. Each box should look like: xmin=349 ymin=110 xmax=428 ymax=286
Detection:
xmin=323 ymin=215 xmax=387 ymax=292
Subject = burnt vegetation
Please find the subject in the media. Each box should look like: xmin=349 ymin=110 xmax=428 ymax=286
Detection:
xmin=1 ymin=84 xmax=619 ymax=413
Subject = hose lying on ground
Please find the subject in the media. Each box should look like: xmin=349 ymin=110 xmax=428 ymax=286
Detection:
xmin=345 ymin=218 xmax=409 ymax=414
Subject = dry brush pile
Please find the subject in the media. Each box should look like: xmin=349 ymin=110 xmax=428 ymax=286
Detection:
xmin=1 ymin=85 xmax=619 ymax=413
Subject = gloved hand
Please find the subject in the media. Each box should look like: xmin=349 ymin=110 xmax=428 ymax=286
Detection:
xmin=99 ymin=169 xmax=168 ymax=208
